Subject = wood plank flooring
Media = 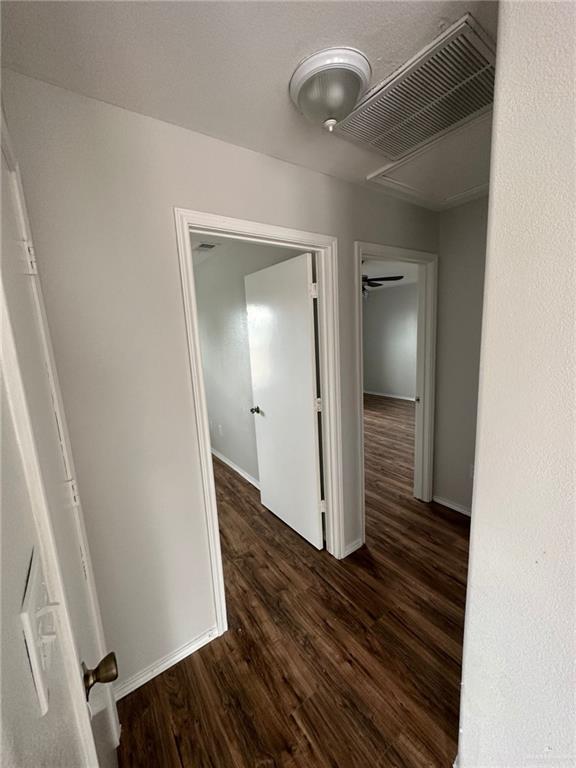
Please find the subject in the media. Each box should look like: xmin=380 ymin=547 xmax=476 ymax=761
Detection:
xmin=117 ymin=395 xmax=470 ymax=767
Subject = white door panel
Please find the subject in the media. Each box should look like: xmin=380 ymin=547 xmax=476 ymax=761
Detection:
xmin=1 ymin=381 xmax=87 ymax=767
xmin=1 ymin=164 xmax=97 ymax=667
xmin=245 ymin=253 xmax=323 ymax=549
xmin=2 ymin=136 xmax=118 ymax=763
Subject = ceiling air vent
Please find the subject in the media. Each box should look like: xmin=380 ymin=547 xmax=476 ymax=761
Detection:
xmin=334 ymin=14 xmax=496 ymax=161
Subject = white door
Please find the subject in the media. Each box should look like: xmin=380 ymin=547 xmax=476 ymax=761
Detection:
xmin=245 ymin=253 xmax=323 ymax=549
xmin=2 ymin=125 xmax=118 ymax=765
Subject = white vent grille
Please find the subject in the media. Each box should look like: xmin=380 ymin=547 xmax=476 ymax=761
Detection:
xmin=334 ymin=14 xmax=495 ymax=161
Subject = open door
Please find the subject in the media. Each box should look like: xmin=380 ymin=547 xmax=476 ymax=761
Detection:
xmin=2 ymin=122 xmax=119 ymax=765
xmin=245 ymin=253 xmax=324 ymax=549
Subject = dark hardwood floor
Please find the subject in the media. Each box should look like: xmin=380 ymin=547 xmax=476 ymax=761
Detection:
xmin=118 ymin=395 xmax=470 ymax=767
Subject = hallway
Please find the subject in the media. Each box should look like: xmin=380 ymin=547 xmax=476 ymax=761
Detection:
xmin=118 ymin=396 xmax=470 ymax=767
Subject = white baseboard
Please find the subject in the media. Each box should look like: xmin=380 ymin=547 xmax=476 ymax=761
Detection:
xmin=211 ymin=448 xmax=260 ymax=489
xmin=114 ymin=626 xmax=219 ymax=701
xmin=363 ymin=390 xmax=416 ymax=402
xmin=433 ymin=495 xmax=471 ymax=517
xmin=341 ymin=537 xmax=364 ymax=558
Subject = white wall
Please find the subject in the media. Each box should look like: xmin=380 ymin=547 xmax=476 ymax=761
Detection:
xmin=435 ymin=197 xmax=488 ymax=511
xmin=363 ymin=282 xmax=418 ymax=399
xmin=2 ymin=70 xmax=437 ymax=690
xmin=459 ymin=2 xmax=576 ymax=766
xmin=194 ymin=239 xmax=295 ymax=481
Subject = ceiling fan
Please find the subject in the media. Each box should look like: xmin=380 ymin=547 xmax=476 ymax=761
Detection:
xmin=362 ymin=273 xmax=404 ymax=296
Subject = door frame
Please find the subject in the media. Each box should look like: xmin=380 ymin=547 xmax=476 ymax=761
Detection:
xmin=2 ymin=120 xmax=113 ymax=765
xmin=354 ymin=241 xmax=437 ymax=540
xmin=174 ymin=208 xmax=345 ymax=633
xmin=4 ymin=120 xmax=120 ymax=736
xmin=1 ymin=274 xmax=101 ymax=768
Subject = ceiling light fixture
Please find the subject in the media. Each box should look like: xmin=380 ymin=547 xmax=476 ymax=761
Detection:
xmin=289 ymin=47 xmax=371 ymax=132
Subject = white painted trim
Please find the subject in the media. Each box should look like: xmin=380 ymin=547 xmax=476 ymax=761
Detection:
xmin=365 ymin=111 xmax=493 ymax=211
xmin=368 ymin=175 xmax=489 ymax=212
xmin=2 ymin=116 xmax=120 ymax=744
xmin=211 ymin=449 xmax=260 ymax=490
xmin=2 ymin=117 xmax=114 ymax=763
xmin=114 ymin=627 xmax=218 ymax=701
xmin=175 ymin=214 xmax=228 ymax=636
xmin=1 ymin=244 xmax=99 ymax=766
xmin=444 ymin=182 xmax=489 ymax=206
xmin=421 ymin=257 xmax=438 ymax=502
xmin=175 ymin=209 xmax=345 ymax=574
xmin=363 ymin=390 xmax=416 ymax=402
xmin=433 ymin=496 xmax=471 ymax=517
xmin=355 ymin=242 xmax=438 ymax=545
xmin=341 ymin=537 xmax=364 ymax=559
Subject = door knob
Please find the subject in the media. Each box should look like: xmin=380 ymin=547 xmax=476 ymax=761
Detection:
xmin=250 ymin=406 xmax=260 ymax=414
xmin=82 ymin=652 xmax=118 ymax=701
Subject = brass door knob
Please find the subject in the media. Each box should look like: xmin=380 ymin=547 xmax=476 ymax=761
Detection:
xmin=82 ymin=652 xmax=118 ymax=701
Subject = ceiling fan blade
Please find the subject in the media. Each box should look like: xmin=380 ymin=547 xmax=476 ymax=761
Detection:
xmin=370 ymin=275 xmax=404 ymax=282
xmin=364 ymin=277 xmax=404 ymax=288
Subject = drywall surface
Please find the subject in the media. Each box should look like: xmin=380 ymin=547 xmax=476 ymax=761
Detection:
xmin=459 ymin=2 xmax=576 ymax=766
xmin=363 ymin=283 xmax=418 ymax=399
xmin=2 ymin=70 xmax=437 ymax=688
xmin=1 ymin=383 xmax=84 ymax=768
xmin=194 ymin=239 xmax=295 ymax=481
xmin=435 ymin=197 xmax=488 ymax=511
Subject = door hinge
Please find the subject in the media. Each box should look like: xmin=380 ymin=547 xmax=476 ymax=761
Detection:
xmin=24 ymin=241 xmax=38 ymax=275
xmin=315 ymin=397 xmax=323 ymax=413
xmin=309 ymin=282 xmax=318 ymax=299
xmin=66 ymin=478 xmax=80 ymax=508
xmin=320 ymin=500 xmax=327 ymax=515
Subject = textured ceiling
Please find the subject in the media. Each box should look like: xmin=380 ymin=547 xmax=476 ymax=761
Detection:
xmin=2 ymin=1 xmax=498 ymax=204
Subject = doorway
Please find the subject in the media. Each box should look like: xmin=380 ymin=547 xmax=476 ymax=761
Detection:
xmin=174 ymin=209 xmax=345 ymax=634
xmin=354 ymin=241 xmax=437 ymax=542
xmin=362 ymin=258 xmax=419 ymax=510
xmin=192 ymin=238 xmax=323 ymax=548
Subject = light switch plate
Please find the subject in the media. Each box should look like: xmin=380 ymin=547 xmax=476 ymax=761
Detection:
xmin=21 ymin=549 xmax=58 ymax=716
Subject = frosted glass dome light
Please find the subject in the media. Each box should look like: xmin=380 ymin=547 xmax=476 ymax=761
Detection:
xmin=289 ymin=48 xmax=371 ymax=131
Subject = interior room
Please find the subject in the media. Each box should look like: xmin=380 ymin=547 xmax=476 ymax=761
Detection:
xmin=362 ymin=260 xmax=419 ymax=402
xmin=191 ymin=234 xmax=331 ymax=547
xmin=2 ymin=2 xmax=574 ymax=767
xmin=192 ymin=236 xmax=298 ymax=489
xmin=362 ymin=258 xmax=420 ymax=501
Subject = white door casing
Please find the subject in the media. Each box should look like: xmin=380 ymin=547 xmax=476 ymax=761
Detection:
xmin=245 ymin=253 xmax=324 ymax=549
xmin=2 ymin=322 xmax=91 ymax=766
xmin=174 ymin=208 xmax=344 ymax=572
xmin=1 ymin=118 xmax=119 ymax=764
